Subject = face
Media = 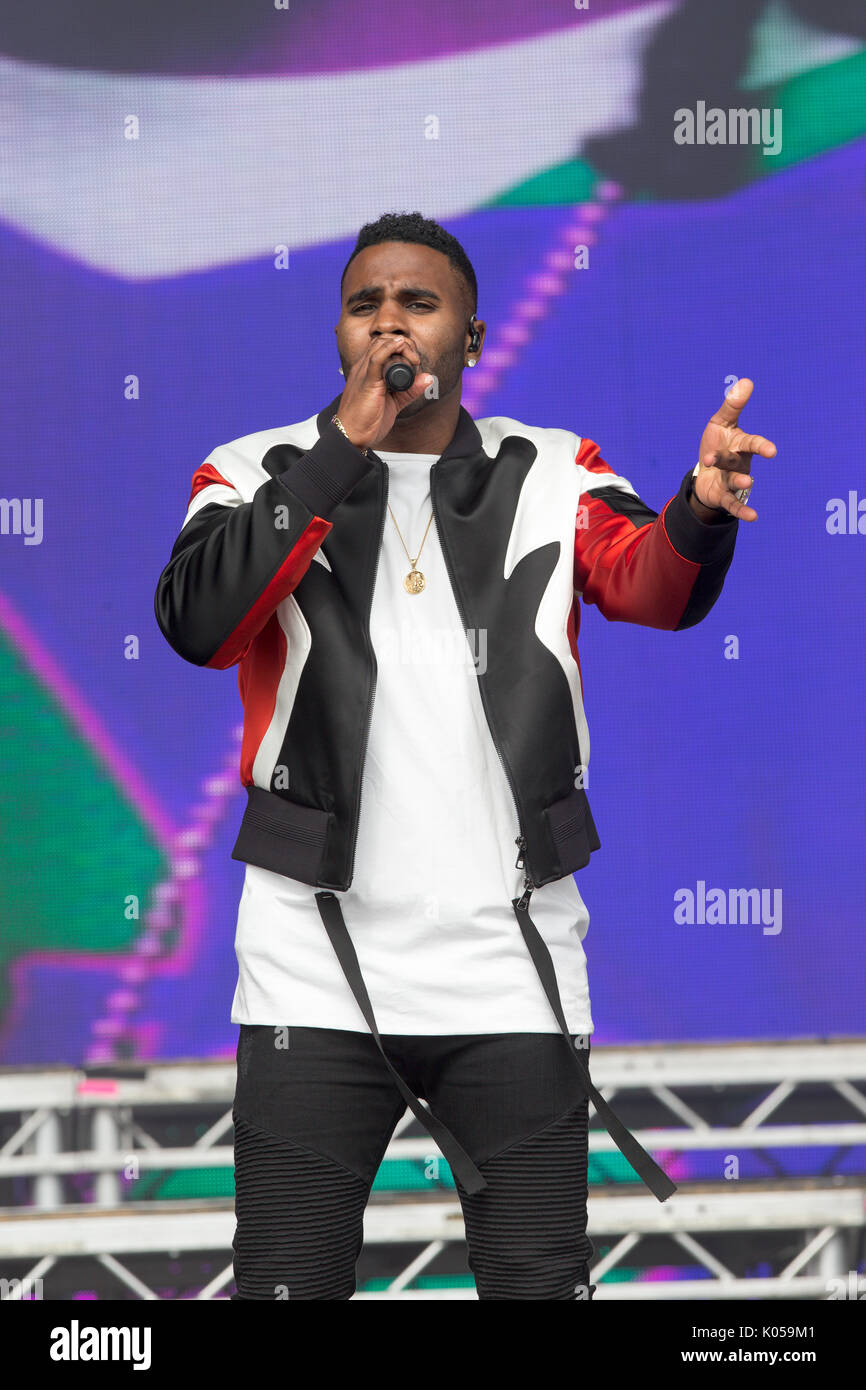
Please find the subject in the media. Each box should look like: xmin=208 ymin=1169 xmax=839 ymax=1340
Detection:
xmin=335 ymin=241 xmax=482 ymax=417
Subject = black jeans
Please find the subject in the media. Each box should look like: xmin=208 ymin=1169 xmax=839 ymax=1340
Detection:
xmin=231 ymin=1024 xmax=595 ymax=1300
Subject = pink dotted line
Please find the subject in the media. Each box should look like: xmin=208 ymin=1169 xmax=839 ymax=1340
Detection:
xmin=85 ymin=725 xmax=245 ymax=1064
xmin=461 ymin=179 xmax=624 ymax=418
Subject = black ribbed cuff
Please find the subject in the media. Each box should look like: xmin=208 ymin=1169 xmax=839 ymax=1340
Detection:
xmin=277 ymin=420 xmax=373 ymax=520
xmin=662 ymin=467 xmax=738 ymax=564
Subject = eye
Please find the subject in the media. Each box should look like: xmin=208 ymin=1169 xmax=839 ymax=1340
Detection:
xmin=350 ymin=300 xmax=433 ymax=313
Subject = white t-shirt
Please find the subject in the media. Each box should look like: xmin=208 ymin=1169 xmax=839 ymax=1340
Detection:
xmin=230 ymin=449 xmax=594 ymax=1035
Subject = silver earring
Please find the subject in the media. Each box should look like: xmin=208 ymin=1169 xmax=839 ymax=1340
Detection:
xmin=467 ymin=358 xmax=477 ymax=367
xmin=338 ymin=366 xmax=344 ymax=375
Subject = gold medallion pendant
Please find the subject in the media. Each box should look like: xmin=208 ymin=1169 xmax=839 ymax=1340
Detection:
xmin=389 ymin=505 xmax=434 ymax=595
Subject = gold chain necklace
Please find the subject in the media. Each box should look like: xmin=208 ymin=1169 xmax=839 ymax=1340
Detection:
xmin=387 ymin=505 xmax=435 ymax=594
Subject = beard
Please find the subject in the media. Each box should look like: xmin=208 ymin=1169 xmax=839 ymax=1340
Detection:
xmin=395 ymin=339 xmax=465 ymax=415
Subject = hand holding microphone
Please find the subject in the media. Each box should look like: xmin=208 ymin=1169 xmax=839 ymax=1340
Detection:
xmin=336 ymin=334 xmax=433 ymax=452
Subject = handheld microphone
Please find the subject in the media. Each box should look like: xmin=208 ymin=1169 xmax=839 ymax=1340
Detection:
xmin=383 ymin=356 xmax=416 ymax=392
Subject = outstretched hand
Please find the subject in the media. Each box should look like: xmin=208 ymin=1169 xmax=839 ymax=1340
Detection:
xmin=695 ymin=379 xmax=776 ymax=521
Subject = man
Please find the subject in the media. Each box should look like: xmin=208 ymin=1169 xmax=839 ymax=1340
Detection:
xmin=154 ymin=211 xmax=775 ymax=1300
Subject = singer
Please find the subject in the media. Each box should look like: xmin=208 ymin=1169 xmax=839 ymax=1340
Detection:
xmin=154 ymin=211 xmax=776 ymax=1300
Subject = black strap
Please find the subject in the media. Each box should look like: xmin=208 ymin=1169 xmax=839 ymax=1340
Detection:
xmin=315 ymin=891 xmax=488 ymax=1195
xmin=513 ymin=893 xmax=677 ymax=1203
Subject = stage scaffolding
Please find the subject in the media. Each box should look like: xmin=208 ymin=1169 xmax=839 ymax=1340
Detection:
xmin=1 ymin=1038 xmax=864 ymax=1300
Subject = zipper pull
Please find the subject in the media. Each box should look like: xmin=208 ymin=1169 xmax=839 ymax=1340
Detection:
xmin=515 ymin=835 xmax=533 ymax=910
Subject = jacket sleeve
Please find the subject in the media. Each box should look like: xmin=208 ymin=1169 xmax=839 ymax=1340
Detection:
xmin=154 ymin=420 xmax=373 ymax=669
xmin=573 ymin=438 xmax=739 ymax=630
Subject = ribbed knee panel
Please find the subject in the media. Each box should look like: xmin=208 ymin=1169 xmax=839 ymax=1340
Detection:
xmin=457 ymin=1103 xmax=596 ymax=1301
xmin=231 ymin=1112 xmax=370 ymax=1300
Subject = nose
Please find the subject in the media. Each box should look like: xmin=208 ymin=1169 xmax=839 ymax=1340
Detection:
xmin=370 ymin=308 xmax=411 ymax=343
xmin=372 ymin=328 xmax=411 ymax=345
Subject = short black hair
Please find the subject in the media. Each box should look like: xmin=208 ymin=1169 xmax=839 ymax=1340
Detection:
xmin=341 ymin=211 xmax=478 ymax=318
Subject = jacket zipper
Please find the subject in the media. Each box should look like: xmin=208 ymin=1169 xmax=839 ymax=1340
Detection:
xmin=430 ymin=462 xmax=536 ymax=905
xmin=346 ymin=457 xmax=389 ymax=887
xmin=514 ymin=835 xmax=534 ymax=911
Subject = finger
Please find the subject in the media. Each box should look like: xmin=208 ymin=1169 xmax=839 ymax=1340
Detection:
xmin=372 ymin=337 xmax=422 ymax=382
xmin=364 ymin=334 xmax=408 ymax=367
xmin=370 ymin=333 xmax=418 ymax=359
xmin=714 ymin=467 xmax=755 ymax=489
xmin=730 ymin=430 xmax=776 ymax=458
xmin=713 ymin=377 xmax=754 ymax=427
xmin=351 ymin=336 xmax=402 ymax=380
xmin=394 ymin=372 xmax=434 ymax=405
xmin=362 ymin=335 xmax=418 ymax=384
xmin=695 ymin=464 xmax=757 ymax=517
xmin=710 ymin=492 xmax=758 ymax=522
xmin=704 ymin=468 xmax=755 ymax=506
xmin=701 ymin=452 xmax=755 ymax=484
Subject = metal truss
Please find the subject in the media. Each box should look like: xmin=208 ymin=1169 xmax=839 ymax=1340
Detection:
xmin=1 ymin=1038 xmax=864 ymax=1299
